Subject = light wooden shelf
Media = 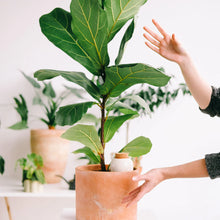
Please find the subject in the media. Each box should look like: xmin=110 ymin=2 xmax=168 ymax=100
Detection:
xmin=0 ymin=176 xmax=75 ymax=198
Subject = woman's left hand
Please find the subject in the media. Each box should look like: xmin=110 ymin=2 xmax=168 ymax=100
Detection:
xmin=122 ymin=169 xmax=164 ymax=207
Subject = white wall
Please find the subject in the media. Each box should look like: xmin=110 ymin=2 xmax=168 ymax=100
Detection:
xmin=1 ymin=0 xmax=220 ymax=219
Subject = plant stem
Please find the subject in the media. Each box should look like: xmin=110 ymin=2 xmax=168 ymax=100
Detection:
xmin=101 ymin=0 xmax=105 ymax=9
xmin=100 ymin=96 xmax=107 ymax=171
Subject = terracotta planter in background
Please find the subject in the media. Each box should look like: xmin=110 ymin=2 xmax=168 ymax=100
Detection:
xmin=31 ymin=129 xmax=69 ymax=183
xmin=75 ymin=164 xmax=141 ymax=220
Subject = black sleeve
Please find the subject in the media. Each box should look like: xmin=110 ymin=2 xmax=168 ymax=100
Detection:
xmin=200 ymin=86 xmax=220 ymax=117
xmin=205 ymin=153 xmax=220 ymax=179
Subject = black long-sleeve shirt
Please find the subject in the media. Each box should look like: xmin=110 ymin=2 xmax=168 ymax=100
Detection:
xmin=200 ymin=86 xmax=220 ymax=179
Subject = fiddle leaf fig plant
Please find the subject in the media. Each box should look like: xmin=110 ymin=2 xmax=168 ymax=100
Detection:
xmin=34 ymin=0 xmax=171 ymax=171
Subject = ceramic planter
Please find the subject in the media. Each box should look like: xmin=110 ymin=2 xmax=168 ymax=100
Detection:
xmin=23 ymin=180 xmax=43 ymax=193
xmin=30 ymin=129 xmax=69 ymax=183
xmin=75 ymin=164 xmax=141 ymax=220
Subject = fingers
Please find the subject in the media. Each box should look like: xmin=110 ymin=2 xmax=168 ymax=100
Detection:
xmin=143 ymin=26 xmax=162 ymax=42
xmin=143 ymin=33 xmax=160 ymax=48
xmin=144 ymin=41 xmax=159 ymax=54
xmin=122 ymin=185 xmax=145 ymax=208
xmin=152 ymin=19 xmax=168 ymax=37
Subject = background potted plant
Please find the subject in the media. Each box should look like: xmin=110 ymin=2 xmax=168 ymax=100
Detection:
xmin=16 ymin=153 xmax=46 ymax=192
xmin=9 ymin=72 xmax=84 ymax=183
xmin=34 ymin=0 xmax=171 ymax=219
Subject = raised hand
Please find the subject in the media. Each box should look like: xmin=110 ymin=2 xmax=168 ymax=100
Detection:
xmin=143 ymin=19 xmax=187 ymax=64
xmin=122 ymin=169 xmax=164 ymax=207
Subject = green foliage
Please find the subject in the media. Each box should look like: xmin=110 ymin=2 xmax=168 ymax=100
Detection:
xmin=104 ymin=0 xmax=147 ymax=42
xmin=0 ymin=156 xmax=5 ymax=175
xmin=100 ymin=63 xmax=170 ymax=97
xmin=35 ymin=70 xmax=100 ymax=101
xmin=115 ymin=19 xmax=135 ymax=65
xmin=104 ymin=114 xmax=136 ymax=142
xmin=62 ymin=124 xmax=103 ymax=156
xmin=119 ymin=136 xmax=152 ymax=157
xmin=9 ymin=94 xmax=28 ymax=130
xmin=113 ymin=82 xmax=191 ymax=115
xmin=15 ymin=153 xmax=45 ymax=184
xmin=56 ymin=102 xmax=95 ymax=126
xmin=73 ymin=147 xmax=100 ymax=164
xmin=10 ymin=72 xmax=84 ymax=129
xmin=35 ymin=0 xmax=171 ymax=171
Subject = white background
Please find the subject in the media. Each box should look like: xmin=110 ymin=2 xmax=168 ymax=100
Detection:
xmin=1 ymin=0 xmax=220 ymax=219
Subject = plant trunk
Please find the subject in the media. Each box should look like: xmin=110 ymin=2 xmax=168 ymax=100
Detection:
xmin=100 ymin=96 xmax=107 ymax=171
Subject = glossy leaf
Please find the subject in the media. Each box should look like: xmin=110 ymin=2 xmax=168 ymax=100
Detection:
xmin=104 ymin=114 xmax=135 ymax=142
xmin=73 ymin=146 xmax=100 ymax=164
xmin=34 ymin=69 xmax=100 ymax=101
xmin=62 ymin=124 xmax=103 ymax=155
xmin=105 ymin=0 xmax=147 ymax=41
xmin=120 ymin=136 xmax=152 ymax=157
xmin=56 ymin=102 xmax=94 ymax=126
xmin=39 ymin=8 xmax=100 ymax=75
xmin=115 ymin=19 xmax=135 ymax=65
xmin=100 ymin=63 xmax=171 ymax=97
xmin=70 ymin=0 xmax=109 ymax=72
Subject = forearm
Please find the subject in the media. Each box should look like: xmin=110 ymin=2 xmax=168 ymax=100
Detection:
xmin=160 ymin=158 xmax=209 ymax=180
xmin=177 ymin=54 xmax=212 ymax=109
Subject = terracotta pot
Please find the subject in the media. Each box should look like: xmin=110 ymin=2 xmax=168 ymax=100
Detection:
xmin=75 ymin=164 xmax=141 ymax=220
xmin=30 ymin=129 xmax=69 ymax=183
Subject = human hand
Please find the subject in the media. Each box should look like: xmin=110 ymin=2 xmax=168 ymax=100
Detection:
xmin=143 ymin=19 xmax=188 ymax=64
xmin=122 ymin=168 xmax=164 ymax=207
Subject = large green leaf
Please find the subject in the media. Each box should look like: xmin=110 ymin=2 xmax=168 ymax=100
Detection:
xmin=34 ymin=69 xmax=100 ymax=101
xmin=73 ymin=146 xmax=100 ymax=164
xmin=120 ymin=136 xmax=152 ymax=157
xmin=62 ymin=124 xmax=103 ymax=155
xmin=105 ymin=0 xmax=147 ymax=41
xmin=115 ymin=19 xmax=135 ymax=65
xmin=39 ymin=8 xmax=100 ymax=75
xmin=100 ymin=63 xmax=171 ymax=97
xmin=56 ymin=102 xmax=94 ymax=126
xmin=70 ymin=0 xmax=109 ymax=72
xmin=104 ymin=114 xmax=135 ymax=142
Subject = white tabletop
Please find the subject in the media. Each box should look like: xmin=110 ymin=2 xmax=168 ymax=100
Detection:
xmin=0 ymin=176 xmax=75 ymax=198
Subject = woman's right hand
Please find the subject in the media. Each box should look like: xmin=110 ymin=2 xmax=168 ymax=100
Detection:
xmin=143 ymin=19 xmax=188 ymax=65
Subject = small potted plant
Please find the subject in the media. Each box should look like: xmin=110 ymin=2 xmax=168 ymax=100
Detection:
xmin=0 ymin=155 xmax=5 ymax=175
xmin=34 ymin=0 xmax=171 ymax=219
xmin=16 ymin=153 xmax=46 ymax=192
xmin=9 ymin=72 xmax=84 ymax=183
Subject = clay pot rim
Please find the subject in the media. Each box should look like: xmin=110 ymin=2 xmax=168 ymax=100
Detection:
xmin=31 ymin=129 xmax=66 ymax=132
xmin=76 ymin=164 xmax=141 ymax=174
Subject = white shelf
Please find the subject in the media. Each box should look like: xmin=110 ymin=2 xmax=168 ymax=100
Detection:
xmin=0 ymin=176 xmax=75 ymax=198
